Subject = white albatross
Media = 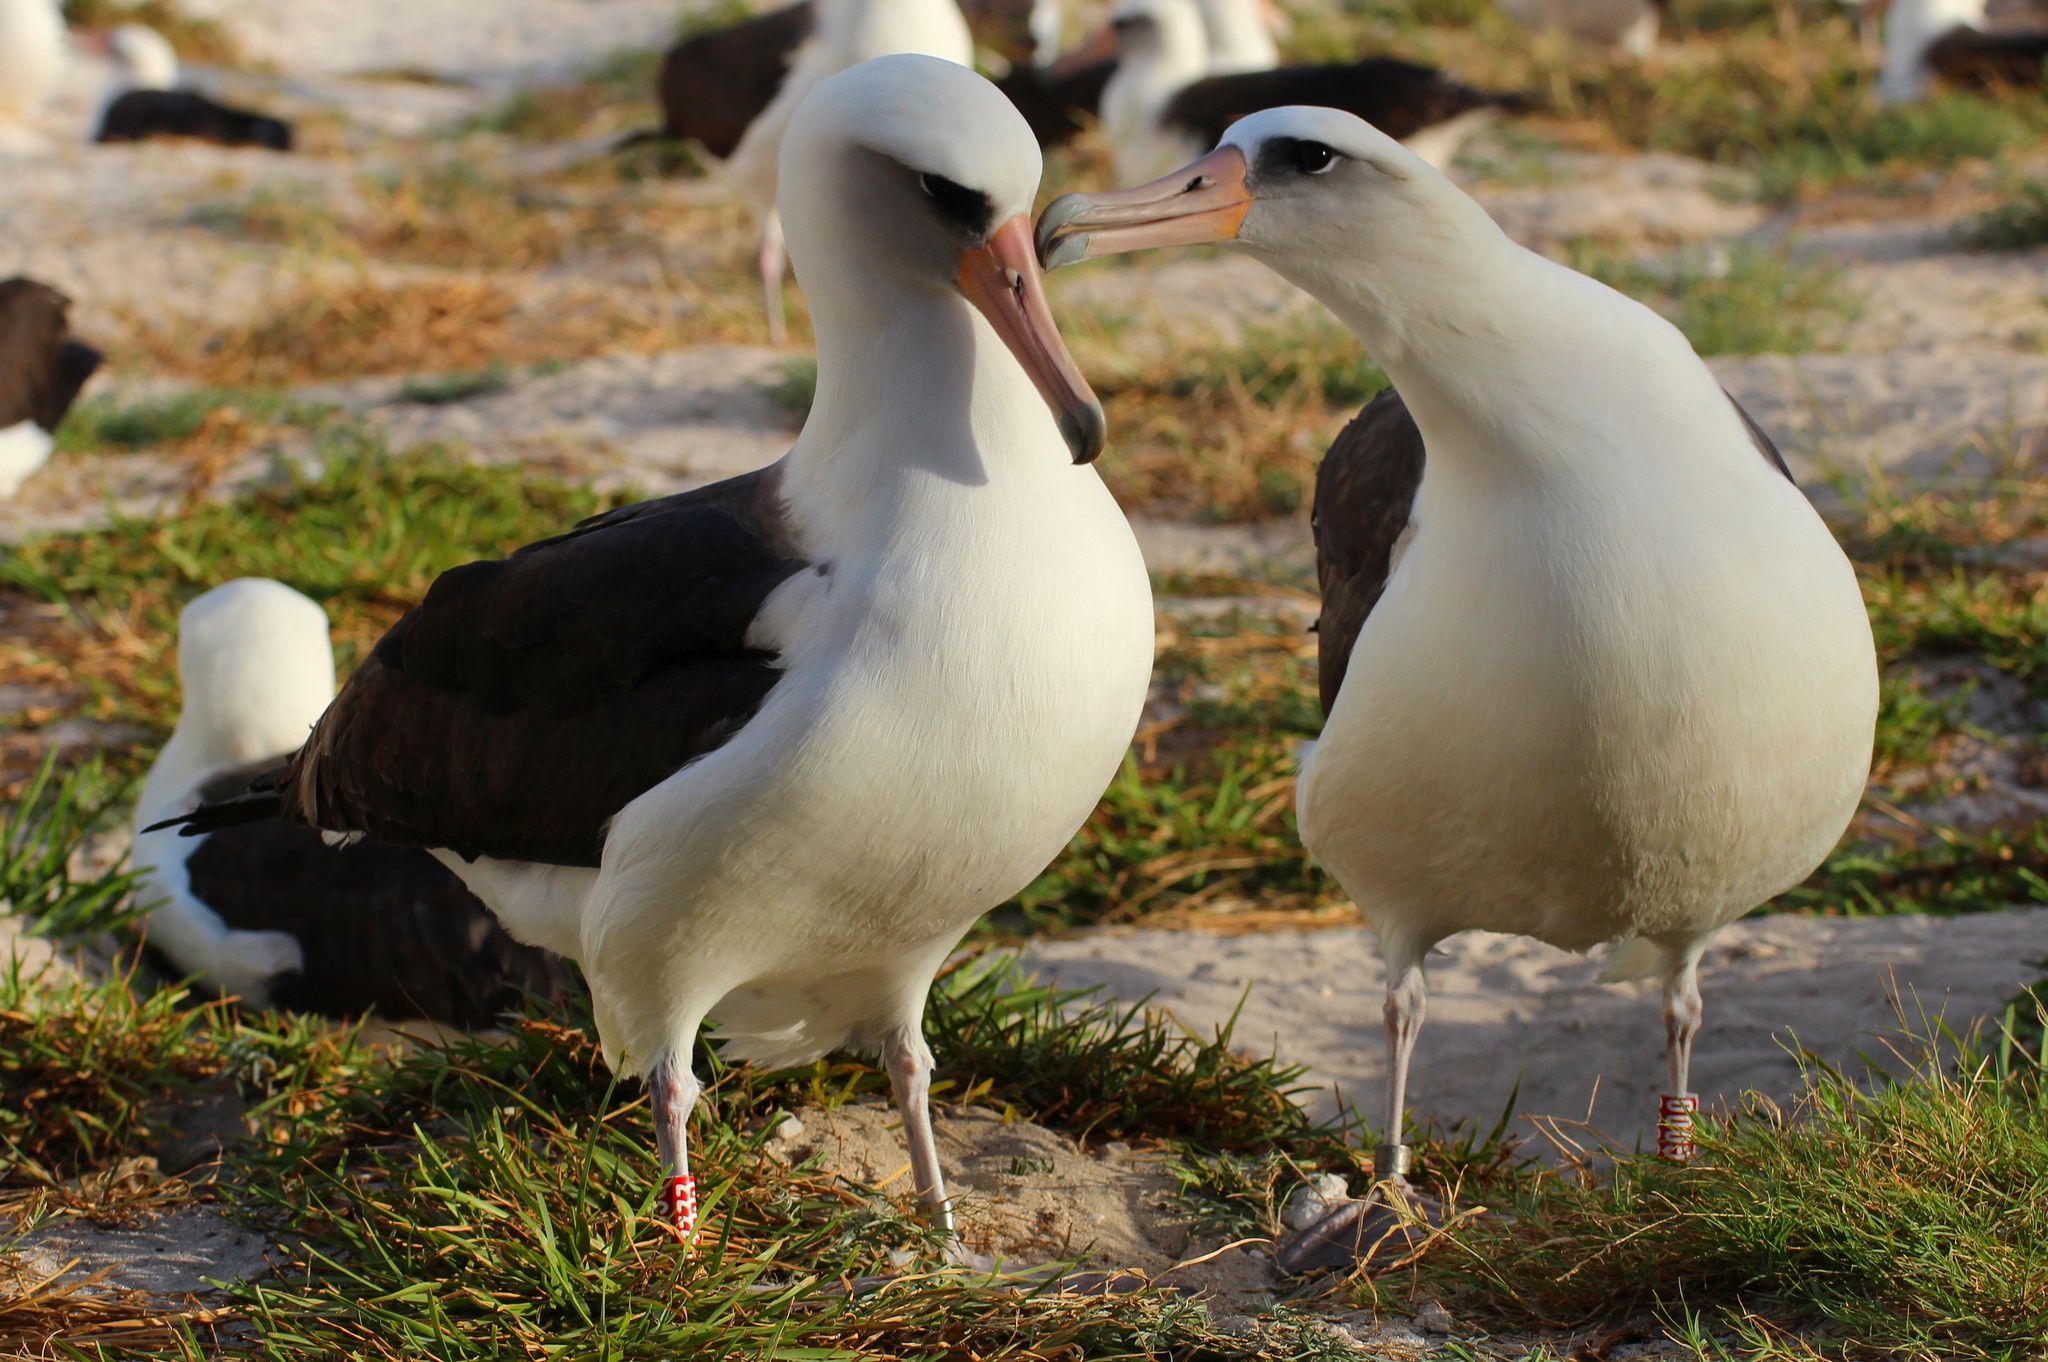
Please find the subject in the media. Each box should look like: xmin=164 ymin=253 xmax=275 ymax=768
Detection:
xmin=159 ymin=53 xmax=1154 ymax=1250
xmin=1039 ymin=106 xmax=1877 ymax=1268
xmin=0 ymin=0 xmax=65 ymax=147
xmin=723 ymin=0 xmax=973 ymax=344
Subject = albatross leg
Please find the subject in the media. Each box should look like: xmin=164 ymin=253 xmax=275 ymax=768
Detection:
xmin=758 ymin=211 xmax=789 ymax=347
xmin=882 ymin=1027 xmax=953 ymax=1232
xmin=650 ymin=1052 xmax=702 ymax=1242
xmin=1658 ymin=948 xmax=1705 ymax=1161
xmin=1378 ymin=935 xmax=1428 ymax=1184
xmin=1274 ymin=935 xmax=1438 ymax=1275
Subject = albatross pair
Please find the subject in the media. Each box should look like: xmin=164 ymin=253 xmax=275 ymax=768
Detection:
xmin=1040 ymin=109 xmax=1875 ymax=1262
xmin=167 ymin=54 xmax=1153 ymax=1247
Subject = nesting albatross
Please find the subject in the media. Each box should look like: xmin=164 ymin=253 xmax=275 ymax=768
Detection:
xmin=0 ymin=277 xmax=100 ymax=498
xmin=162 ymin=54 xmax=1155 ymax=1249
xmin=1040 ymin=107 xmax=1876 ymax=1267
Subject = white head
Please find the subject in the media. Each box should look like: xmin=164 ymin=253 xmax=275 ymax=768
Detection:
xmin=1194 ymin=0 xmax=1279 ymax=74
xmin=777 ymin=53 xmax=1104 ymax=460
xmin=1108 ymin=0 xmax=1211 ymax=78
xmin=167 ymin=578 xmax=335 ymax=765
xmin=108 ymin=22 xmax=179 ymax=91
xmin=1039 ymin=106 xmax=1511 ymax=357
xmin=1877 ymin=0 xmax=1985 ymax=102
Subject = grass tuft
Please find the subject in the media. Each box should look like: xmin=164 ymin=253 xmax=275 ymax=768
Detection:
xmin=1419 ymin=1024 xmax=2048 ymax=1355
xmin=1963 ymin=181 xmax=2048 ymax=252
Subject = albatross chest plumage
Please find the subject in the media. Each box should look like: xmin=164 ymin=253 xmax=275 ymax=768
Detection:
xmin=1292 ymin=258 xmax=1875 ymax=954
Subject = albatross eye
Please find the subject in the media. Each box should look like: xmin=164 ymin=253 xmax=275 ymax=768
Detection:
xmin=1287 ymin=141 xmax=1340 ymax=176
xmin=919 ymin=172 xmax=995 ymax=237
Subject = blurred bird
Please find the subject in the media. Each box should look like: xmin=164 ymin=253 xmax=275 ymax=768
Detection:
xmin=1041 ymin=105 xmax=1875 ymax=1270
xmin=91 ymin=23 xmax=294 ymax=150
xmin=996 ymin=0 xmax=1280 ymax=149
xmin=157 ymin=55 xmax=1152 ymax=1251
xmin=1876 ymin=0 xmax=2048 ymax=103
xmin=1099 ymin=0 xmax=1524 ymax=181
xmin=0 ymin=0 xmax=66 ymax=146
xmin=0 ymin=277 xmax=100 ymax=498
xmin=1493 ymin=0 xmax=1661 ymax=57
xmin=133 ymin=579 xmax=571 ymax=1022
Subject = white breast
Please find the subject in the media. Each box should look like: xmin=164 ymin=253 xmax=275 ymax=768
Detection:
xmin=1299 ymin=327 xmax=1875 ymax=956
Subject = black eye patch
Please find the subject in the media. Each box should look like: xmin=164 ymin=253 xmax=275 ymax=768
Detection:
xmin=919 ymin=172 xmax=995 ymax=238
xmin=1257 ymin=138 xmax=1341 ymax=179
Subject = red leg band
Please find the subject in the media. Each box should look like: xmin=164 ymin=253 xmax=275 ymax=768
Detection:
xmin=1658 ymin=1093 xmax=1699 ymax=1163
xmin=660 ymin=1174 xmax=698 ymax=1241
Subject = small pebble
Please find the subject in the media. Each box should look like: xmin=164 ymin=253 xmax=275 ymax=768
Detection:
xmin=774 ymin=1114 xmax=805 ymax=1142
xmin=1414 ymin=1300 xmax=1455 ymax=1334
xmin=1279 ymin=1171 xmax=1353 ymax=1230
xmin=1098 ymin=1140 xmax=1133 ymax=1162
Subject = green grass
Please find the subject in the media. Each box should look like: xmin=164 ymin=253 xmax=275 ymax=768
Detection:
xmin=1964 ymin=181 xmax=2048 ymax=252
xmin=54 ymin=388 xmax=317 ymax=455
xmin=1 ymin=431 xmax=623 ymax=730
xmin=398 ymin=363 xmax=513 ymax=406
xmin=1569 ymin=241 xmax=1857 ymax=356
xmin=1415 ymin=1028 xmax=2048 ymax=1356
xmin=0 ymin=752 xmax=142 ymax=941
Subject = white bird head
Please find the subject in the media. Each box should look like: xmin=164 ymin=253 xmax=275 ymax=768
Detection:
xmin=1038 ymin=106 xmax=1503 ymax=319
xmin=171 ymin=578 xmax=336 ymax=765
xmin=1107 ymin=0 xmax=1210 ymax=68
xmin=108 ymin=22 xmax=180 ymax=91
xmin=780 ymin=52 xmax=1104 ymax=461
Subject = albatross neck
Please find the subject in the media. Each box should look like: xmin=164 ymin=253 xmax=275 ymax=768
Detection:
xmin=786 ymin=266 xmax=1062 ymax=518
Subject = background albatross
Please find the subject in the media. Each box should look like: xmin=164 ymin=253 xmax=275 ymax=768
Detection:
xmin=166 ymin=53 xmax=1154 ymax=1252
xmin=1041 ymin=104 xmax=1877 ymax=1270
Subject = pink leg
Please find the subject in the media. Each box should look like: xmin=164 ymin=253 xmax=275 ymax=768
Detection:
xmin=1659 ymin=952 xmax=1704 ymax=1161
xmin=650 ymin=1052 xmax=702 ymax=1241
xmin=758 ymin=211 xmax=788 ymax=346
xmin=884 ymin=1028 xmax=953 ymax=1233
xmin=1378 ymin=936 xmax=1428 ymax=1185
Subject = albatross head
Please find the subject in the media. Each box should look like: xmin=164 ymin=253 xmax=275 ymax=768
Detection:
xmin=780 ymin=53 xmax=1105 ymax=462
xmin=1035 ymin=106 xmax=1509 ymax=346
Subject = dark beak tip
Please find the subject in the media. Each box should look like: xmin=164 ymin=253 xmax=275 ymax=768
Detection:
xmin=1063 ymin=400 xmax=1107 ymax=465
xmin=1035 ymin=194 xmax=1091 ymax=267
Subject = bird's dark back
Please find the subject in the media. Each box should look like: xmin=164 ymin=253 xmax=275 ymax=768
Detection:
xmin=95 ymin=90 xmax=293 ymax=150
xmin=181 ymin=818 xmax=572 ymax=1024
xmin=0 ymin=278 xmax=97 ymax=432
xmin=659 ymin=1 xmax=817 ymax=156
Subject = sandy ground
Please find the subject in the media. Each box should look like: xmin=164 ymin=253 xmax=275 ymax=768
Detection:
xmin=1023 ymin=908 xmax=2048 ymax=1151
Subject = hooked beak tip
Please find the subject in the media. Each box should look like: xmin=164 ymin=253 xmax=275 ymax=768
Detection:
xmin=1035 ymin=193 xmax=1093 ymax=269
xmin=1062 ymin=400 xmax=1107 ymax=464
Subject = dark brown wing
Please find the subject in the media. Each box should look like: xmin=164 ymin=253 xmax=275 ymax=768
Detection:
xmin=1927 ymin=24 xmax=2048 ymax=87
xmin=659 ymin=2 xmax=816 ymax=157
xmin=275 ymin=462 xmax=808 ymax=867
xmin=996 ymin=57 xmax=1116 ymax=147
xmin=183 ymin=761 xmax=570 ymax=1023
xmin=1727 ymin=390 xmax=1793 ymax=483
xmin=1164 ymin=59 xmax=1530 ymax=147
xmin=94 ymin=91 xmax=293 ymax=150
xmin=0 ymin=278 xmax=100 ymax=432
xmin=1312 ymin=387 xmax=1423 ymax=717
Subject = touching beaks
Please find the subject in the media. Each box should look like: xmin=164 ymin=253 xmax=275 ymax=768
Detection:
xmin=958 ymin=215 xmax=1106 ymax=464
xmin=1034 ymin=146 xmax=1253 ymax=271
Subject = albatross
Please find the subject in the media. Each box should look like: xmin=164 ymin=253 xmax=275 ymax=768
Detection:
xmin=163 ymin=53 xmax=1154 ymax=1248
xmin=133 ymin=579 xmax=568 ymax=1021
xmin=92 ymin=24 xmax=293 ymax=150
xmin=1875 ymin=0 xmax=2048 ymax=103
xmin=0 ymin=0 xmax=64 ymax=146
xmin=718 ymin=0 xmax=974 ymax=344
xmin=0 ymin=277 xmax=101 ymax=498
xmin=1100 ymin=0 xmax=1524 ymax=181
xmin=1039 ymin=107 xmax=1876 ymax=1267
